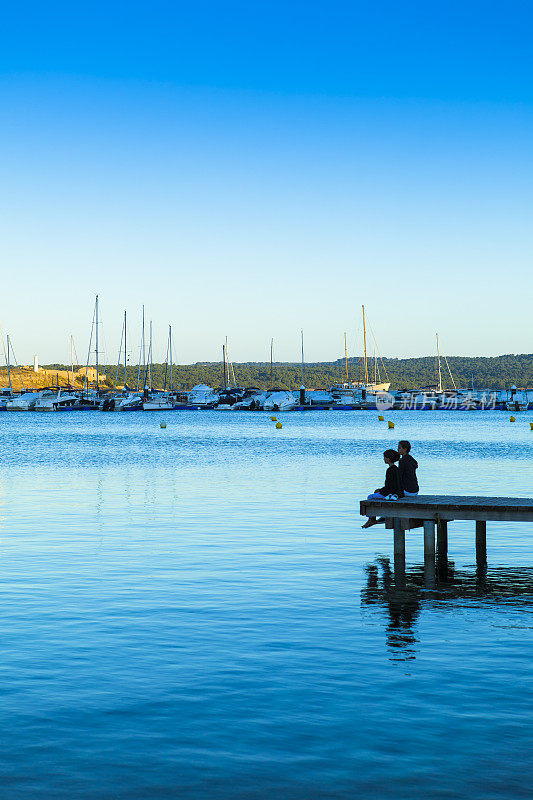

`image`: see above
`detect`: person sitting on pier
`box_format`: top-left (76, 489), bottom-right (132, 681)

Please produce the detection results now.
top-left (398, 440), bottom-right (419, 496)
top-left (362, 449), bottom-right (403, 528)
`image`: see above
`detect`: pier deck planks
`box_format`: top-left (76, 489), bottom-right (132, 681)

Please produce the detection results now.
top-left (359, 495), bottom-right (533, 523)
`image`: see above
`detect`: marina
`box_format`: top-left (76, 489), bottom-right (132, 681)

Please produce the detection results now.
top-left (2, 300), bottom-right (531, 414)
top-left (0, 385), bottom-right (530, 413)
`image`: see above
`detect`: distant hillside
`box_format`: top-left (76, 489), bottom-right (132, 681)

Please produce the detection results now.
top-left (25, 353), bottom-right (533, 391)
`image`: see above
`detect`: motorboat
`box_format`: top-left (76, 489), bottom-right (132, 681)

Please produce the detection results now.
top-left (411, 391), bottom-right (439, 410)
top-left (187, 385), bottom-right (220, 408)
top-left (329, 383), bottom-right (391, 410)
top-left (35, 388), bottom-right (79, 411)
top-left (504, 388), bottom-right (529, 412)
top-left (143, 392), bottom-right (177, 411)
top-left (298, 389), bottom-right (333, 408)
top-left (75, 390), bottom-right (103, 410)
top-left (263, 391), bottom-right (298, 412)
top-left (115, 392), bottom-right (144, 411)
top-left (99, 394), bottom-right (118, 411)
top-left (215, 388), bottom-right (246, 409)
top-left (329, 385), bottom-right (364, 410)
top-left (231, 391), bottom-right (269, 410)
top-left (437, 391), bottom-right (483, 410)
top-left (0, 389), bottom-right (18, 410)
top-left (392, 390), bottom-right (438, 410)
top-left (6, 391), bottom-right (42, 411)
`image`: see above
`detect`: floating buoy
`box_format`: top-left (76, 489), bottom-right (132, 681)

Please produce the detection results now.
top-left (510, 416), bottom-right (516, 423)
top-left (378, 415), bottom-right (384, 421)
top-left (270, 416), bottom-right (277, 422)
top-left (160, 422), bottom-right (167, 428)
top-left (530, 422), bottom-right (533, 430)
top-left (275, 422), bottom-right (282, 429)
top-left (388, 420), bottom-right (395, 429)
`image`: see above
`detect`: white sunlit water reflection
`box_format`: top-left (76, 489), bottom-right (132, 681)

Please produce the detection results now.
top-left (0, 410), bottom-right (532, 799)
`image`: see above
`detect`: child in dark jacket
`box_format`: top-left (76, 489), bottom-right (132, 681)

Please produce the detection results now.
top-left (362, 449), bottom-right (403, 529)
top-left (398, 440), bottom-right (419, 496)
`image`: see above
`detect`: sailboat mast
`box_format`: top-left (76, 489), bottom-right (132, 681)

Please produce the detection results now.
top-left (136, 306), bottom-right (144, 391)
top-left (270, 338), bottom-right (273, 389)
top-left (344, 332), bottom-right (348, 383)
top-left (84, 302), bottom-right (96, 395)
top-left (300, 329), bottom-right (305, 385)
top-left (163, 331), bottom-right (169, 391)
top-left (225, 336), bottom-right (236, 388)
top-left (222, 344), bottom-right (227, 390)
top-left (6, 335), bottom-right (11, 391)
top-left (115, 314), bottom-right (124, 389)
top-left (169, 325), bottom-right (173, 393)
top-left (142, 305), bottom-right (145, 387)
top-left (70, 335), bottom-right (74, 387)
top-left (124, 311), bottom-right (127, 389)
top-left (95, 294), bottom-right (99, 392)
top-left (362, 305), bottom-right (369, 385)
top-left (149, 321), bottom-right (153, 391)
top-left (436, 332), bottom-right (443, 392)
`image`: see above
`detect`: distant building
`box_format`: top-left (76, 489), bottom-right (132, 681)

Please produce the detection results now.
top-left (79, 367), bottom-right (106, 383)
top-left (33, 355), bottom-right (39, 372)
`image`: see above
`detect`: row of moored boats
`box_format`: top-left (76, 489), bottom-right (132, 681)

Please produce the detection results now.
top-left (0, 384), bottom-right (530, 412)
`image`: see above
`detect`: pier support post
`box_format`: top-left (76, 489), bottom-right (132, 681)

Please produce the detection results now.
top-left (423, 520), bottom-right (436, 558)
top-left (393, 518), bottom-right (405, 586)
top-left (437, 519), bottom-right (448, 559)
top-left (436, 519), bottom-right (448, 577)
top-left (423, 520), bottom-right (436, 588)
top-left (476, 520), bottom-right (487, 567)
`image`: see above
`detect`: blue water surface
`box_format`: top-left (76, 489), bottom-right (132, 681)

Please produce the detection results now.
top-left (0, 410), bottom-right (532, 799)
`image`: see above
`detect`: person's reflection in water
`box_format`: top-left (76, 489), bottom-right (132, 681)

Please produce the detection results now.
top-left (362, 559), bottom-right (533, 661)
top-left (362, 558), bottom-right (421, 661)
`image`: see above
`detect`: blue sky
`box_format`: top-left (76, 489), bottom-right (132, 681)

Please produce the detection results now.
top-left (1, 1), bottom-right (532, 364)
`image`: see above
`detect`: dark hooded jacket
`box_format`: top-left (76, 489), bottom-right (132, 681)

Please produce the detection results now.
top-left (399, 453), bottom-right (419, 494)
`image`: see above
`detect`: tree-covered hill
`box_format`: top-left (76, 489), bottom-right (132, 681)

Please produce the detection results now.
top-left (40, 353), bottom-right (533, 391)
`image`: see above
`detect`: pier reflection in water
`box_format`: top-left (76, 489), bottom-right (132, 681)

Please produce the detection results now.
top-left (361, 559), bottom-right (533, 661)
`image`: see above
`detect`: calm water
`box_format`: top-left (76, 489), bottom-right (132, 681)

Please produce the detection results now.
top-left (1, 410), bottom-right (532, 799)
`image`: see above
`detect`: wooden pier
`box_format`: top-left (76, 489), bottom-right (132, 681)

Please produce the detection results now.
top-left (359, 495), bottom-right (533, 586)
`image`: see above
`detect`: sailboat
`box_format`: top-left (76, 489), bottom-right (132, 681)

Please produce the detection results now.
top-left (432, 333), bottom-right (485, 410)
top-left (100, 310), bottom-right (130, 410)
top-left (116, 307), bottom-right (144, 410)
top-left (360, 306), bottom-right (390, 394)
top-left (5, 335), bottom-right (39, 410)
top-left (143, 325), bottom-right (180, 410)
top-left (330, 309), bottom-right (390, 409)
top-left (76, 295), bottom-right (103, 409)
top-left (293, 329), bottom-right (332, 409)
top-left (0, 333), bottom-right (18, 408)
top-left (217, 337), bottom-right (245, 408)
